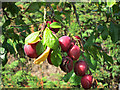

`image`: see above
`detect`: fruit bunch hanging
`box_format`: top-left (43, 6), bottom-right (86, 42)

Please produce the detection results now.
top-left (24, 19), bottom-right (95, 89)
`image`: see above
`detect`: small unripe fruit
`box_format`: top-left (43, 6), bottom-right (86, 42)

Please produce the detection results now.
top-left (74, 36), bottom-right (81, 40)
top-left (46, 21), bottom-right (51, 25)
top-left (68, 45), bottom-right (80, 60)
top-left (60, 56), bottom-right (73, 73)
top-left (74, 60), bottom-right (88, 76)
top-left (59, 36), bottom-right (71, 52)
top-left (24, 44), bottom-right (38, 58)
top-left (81, 75), bottom-right (93, 89)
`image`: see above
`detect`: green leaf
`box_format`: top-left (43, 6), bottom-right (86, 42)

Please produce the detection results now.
top-left (27, 2), bottom-right (40, 13)
top-left (47, 23), bottom-right (50, 28)
top-left (112, 4), bottom-right (120, 14)
top-left (98, 0), bottom-right (101, 4)
top-left (9, 60), bottom-right (19, 69)
top-left (69, 22), bottom-right (80, 34)
top-left (43, 27), bottom-right (59, 49)
top-left (62, 70), bottom-right (74, 82)
top-left (0, 47), bottom-right (6, 55)
top-left (88, 46), bottom-right (99, 60)
top-left (69, 72), bottom-right (82, 85)
top-left (3, 20), bottom-right (11, 28)
top-left (0, 47), bottom-right (8, 66)
top-left (101, 25), bottom-right (109, 40)
top-left (25, 31), bottom-right (40, 45)
top-left (98, 25), bottom-right (104, 33)
top-left (7, 39), bottom-right (16, 54)
top-left (50, 48), bottom-right (62, 67)
top-left (6, 2), bottom-right (20, 17)
top-left (0, 35), bottom-right (5, 44)
top-left (89, 56), bottom-right (97, 70)
top-left (107, 0), bottom-right (116, 7)
top-left (36, 41), bottom-right (45, 56)
top-left (109, 22), bottom-right (120, 43)
top-left (50, 22), bottom-right (61, 28)
top-left (15, 70), bottom-right (23, 76)
top-left (103, 52), bottom-right (113, 64)
top-left (84, 33), bottom-right (95, 49)
top-left (20, 58), bottom-right (26, 63)
top-left (85, 52), bottom-right (97, 70)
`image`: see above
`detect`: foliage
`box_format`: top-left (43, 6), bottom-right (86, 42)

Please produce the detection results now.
top-left (1, 1), bottom-right (120, 89)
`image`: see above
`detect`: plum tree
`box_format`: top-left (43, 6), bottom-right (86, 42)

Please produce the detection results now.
top-left (74, 60), bottom-right (88, 76)
top-left (60, 56), bottom-right (73, 73)
top-left (81, 74), bottom-right (93, 89)
top-left (68, 45), bottom-right (80, 60)
top-left (59, 36), bottom-right (71, 52)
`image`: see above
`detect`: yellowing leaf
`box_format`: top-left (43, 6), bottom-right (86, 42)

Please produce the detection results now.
top-left (34, 47), bottom-right (50, 64)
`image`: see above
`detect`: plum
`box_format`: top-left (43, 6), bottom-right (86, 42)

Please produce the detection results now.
top-left (60, 56), bottom-right (73, 73)
top-left (68, 45), bottom-right (80, 60)
top-left (74, 60), bottom-right (88, 76)
top-left (24, 44), bottom-right (38, 58)
top-left (59, 36), bottom-right (71, 52)
top-left (81, 74), bottom-right (93, 89)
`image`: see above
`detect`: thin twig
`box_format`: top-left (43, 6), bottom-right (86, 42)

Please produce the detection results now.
top-left (48, 3), bottom-right (55, 17)
top-left (72, 2), bottom-right (81, 27)
top-left (72, 2), bottom-right (84, 51)
top-left (44, 6), bottom-right (47, 24)
top-left (10, 22), bottom-right (43, 27)
top-left (3, 9), bottom-right (12, 20)
top-left (23, 3), bottom-right (32, 14)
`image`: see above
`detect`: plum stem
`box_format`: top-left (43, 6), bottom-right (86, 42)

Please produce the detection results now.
top-left (88, 68), bottom-right (92, 75)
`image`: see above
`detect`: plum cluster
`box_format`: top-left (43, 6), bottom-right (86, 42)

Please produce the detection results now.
top-left (24, 20), bottom-right (93, 89)
top-left (58, 35), bottom-right (93, 89)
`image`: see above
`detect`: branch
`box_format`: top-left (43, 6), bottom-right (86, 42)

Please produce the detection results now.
top-left (10, 22), bottom-right (43, 27)
top-left (44, 6), bottom-right (47, 24)
top-left (72, 3), bottom-right (84, 51)
top-left (22, 3), bottom-right (32, 14)
top-left (48, 3), bottom-right (55, 17)
top-left (3, 9), bottom-right (12, 20)
top-left (72, 3), bottom-right (81, 27)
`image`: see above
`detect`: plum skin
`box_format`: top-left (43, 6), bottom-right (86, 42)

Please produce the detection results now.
top-left (74, 36), bottom-right (81, 40)
top-left (59, 36), bottom-right (71, 52)
top-left (74, 60), bottom-right (88, 76)
top-left (68, 45), bottom-right (80, 60)
top-left (81, 74), bottom-right (93, 89)
top-left (60, 56), bottom-right (73, 73)
top-left (24, 44), bottom-right (38, 58)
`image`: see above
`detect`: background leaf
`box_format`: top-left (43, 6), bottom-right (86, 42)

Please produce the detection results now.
top-left (103, 52), bottom-right (113, 64)
top-left (27, 2), bottom-right (40, 13)
top-left (109, 22), bottom-right (120, 43)
top-left (85, 52), bottom-right (97, 70)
